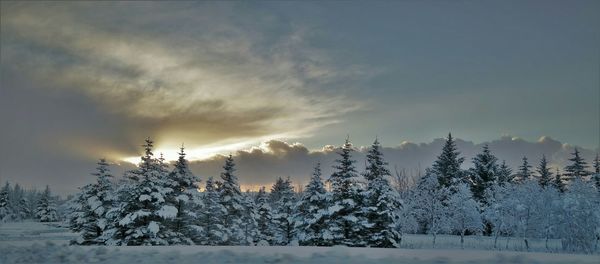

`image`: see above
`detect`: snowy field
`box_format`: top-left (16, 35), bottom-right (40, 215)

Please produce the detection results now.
top-left (1, 221), bottom-right (598, 264)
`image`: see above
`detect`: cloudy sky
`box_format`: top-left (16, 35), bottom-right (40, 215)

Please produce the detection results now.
top-left (1, 1), bottom-right (598, 195)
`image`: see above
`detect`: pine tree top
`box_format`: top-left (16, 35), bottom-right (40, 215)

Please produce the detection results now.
top-left (364, 138), bottom-right (391, 182)
top-left (564, 148), bottom-right (590, 178)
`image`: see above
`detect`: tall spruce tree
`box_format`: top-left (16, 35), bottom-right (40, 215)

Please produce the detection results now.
top-left (165, 146), bottom-right (201, 245)
top-left (363, 139), bottom-right (402, 248)
top-left (328, 137), bottom-right (365, 246)
top-left (107, 138), bottom-right (179, 245)
top-left (469, 144), bottom-right (498, 204)
top-left (70, 159), bottom-right (115, 245)
top-left (432, 133), bottom-right (465, 189)
top-left (270, 177), bottom-right (297, 245)
top-left (36, 185), bottom-right (58, 222)
top-left (295, 163), bottom-right (331, 246)
top-left (198, 177), bottom-right (226, 245)
top-left (0, 182), bottom-right (11, 222)
top-left (517, 156), bottom-right (533, 183)
top-left (553, 168), bottom-right (566, 193)
top-left (219, 155), bottom-right (245, 245)
top-left (497, 160), bottom-right (513, 186)
top-left (241, 191), bottom-right (259, 245)
top-left (255, 186), bottom-right (274, 245)
top-left (536, 155), bottom-right (552, 188)
top-left (564, 148), bottom-right (590, 181)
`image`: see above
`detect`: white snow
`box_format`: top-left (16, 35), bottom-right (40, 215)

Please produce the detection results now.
top-left (148, 221), bottom-right (160, 235)
top-left (1, 221), bottom-right (598, 264)
top-left (157, 205), bottom-right (178, 219)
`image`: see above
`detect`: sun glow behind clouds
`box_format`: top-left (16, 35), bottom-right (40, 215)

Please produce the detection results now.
top-left (121, 134), bottom-right (295, 165)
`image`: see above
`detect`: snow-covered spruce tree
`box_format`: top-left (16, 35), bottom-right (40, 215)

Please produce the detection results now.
top-left (106, 138), bottom-right (178, 245)
top-left (593, 154), bottom-right (600, 190)
top-left (69, 159), bottom-right (115, 245)
top-left (198, 177), bottom-right (226, 245)
top-left (36, 185), bottom-right (58, 222)
top-left (432, 133), bottom-right (465, 190)
top-left (165, 146), bottom-right (201, 245)
top-left (270, 177), bottom-right (297, 245)
top-left (363, 139), bottom-right (402, 248)
top-left (219, 154), bottom-right (245, 245)
top-left (516, 156), bottom-right (533, 183)
top-left (552, 168), bottom-right (566, 193)
top-left (241, 191), bottom-right (259, 245)
top-left (447, 184), bottom-right (482, 249)
top-left (295, 163), bottom-right (332, 246)
top-left (328, 137), bottom-right (366, 247)
top-left (0, 182), bottom-right (11, 222)
top-left (255, 186), bottom-right (274, 245)
top-left (563, 148), bottom-right (590, 181)
top-left (558, 178), bottom-right (600, 253)
top-left (468, 144), bottom-right (498, 205)
top-left (68, 183), bottom-right (95, 244)
top-left (497, 160), bottom-right (513, 186)
top-left (411, 170), bottom-right (449, 247)
top-left (536, 155), bottom-right (553, 188)
top-left (11, 184), bottom-right (30, 221)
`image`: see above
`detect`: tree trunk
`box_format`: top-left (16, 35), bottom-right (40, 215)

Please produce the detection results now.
top-left (460, 231), bottom-right (465, 249)
top-left (432, 233), bottom-right (437, 248)
top-left (494, 232), bottom-right (499, 249)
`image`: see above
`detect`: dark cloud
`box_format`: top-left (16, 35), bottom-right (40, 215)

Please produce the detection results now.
top-left (185, 137), bottom-right (598, 192)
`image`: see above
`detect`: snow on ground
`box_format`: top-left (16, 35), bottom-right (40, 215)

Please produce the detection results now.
top-left (1, 221), bottom-right (597, 264)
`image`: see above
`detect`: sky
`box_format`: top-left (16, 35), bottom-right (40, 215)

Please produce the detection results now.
top-left (1, 1), bottom-right (599, 195)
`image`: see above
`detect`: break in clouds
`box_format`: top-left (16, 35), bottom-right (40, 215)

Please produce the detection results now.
top-left (1, 2), bottom-right (367, 158)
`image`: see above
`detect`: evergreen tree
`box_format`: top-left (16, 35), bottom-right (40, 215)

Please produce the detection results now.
top-left (327, 137), bottom-right (365, 246)
top-left (219, 155), bottom-right (245, 245)
top-left (497, 160), bottom-right (513, 186)
top-left (255, 186), bottom-right (274, 245)
top-left (564, 148), bottom-right (590, 181)
top-left (363, 139), bottom-right (402, 248)
top-left (553, 168), bottom-right (566, 193)
top-left (165, 146), bottom-right (201, 245)
top-left (517, 156), bottom-right (533, 183)
top-left (295, 163), bottom-right (331, 246)
top-left (469, 144), bottom-right (498, 205)
top-left (11, 184), bottom-right (30, 220)
top-left (432, 133), bottom-right (465, 189)
top-left (106, 138), bottom-right (178, 245)
top-left (36, 185), bottom-right (58, 222)
top-left (241, 191), bottom-right (259, 245)
top-left (69, 159), bottom-right (115, 245)
top-left (270, 177), bottom-right (297, 245)
top-left (198, 177), bottom-right (226, 245)
top-left (536, 155), bottom-right (552, 188)
top-left (0, 182), bottom-right (11, 222)
top-left (592, 154), bottom-right (600, 190)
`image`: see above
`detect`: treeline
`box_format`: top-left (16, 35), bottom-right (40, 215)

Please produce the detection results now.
top-left (0, 183), bottom-right (64, 222)
top-left (9, 134), bottom-right (600, 253)
top-left (67, 138), bottom-right (401, 247)
top-left (407, 134), bottom-right (600, 253)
